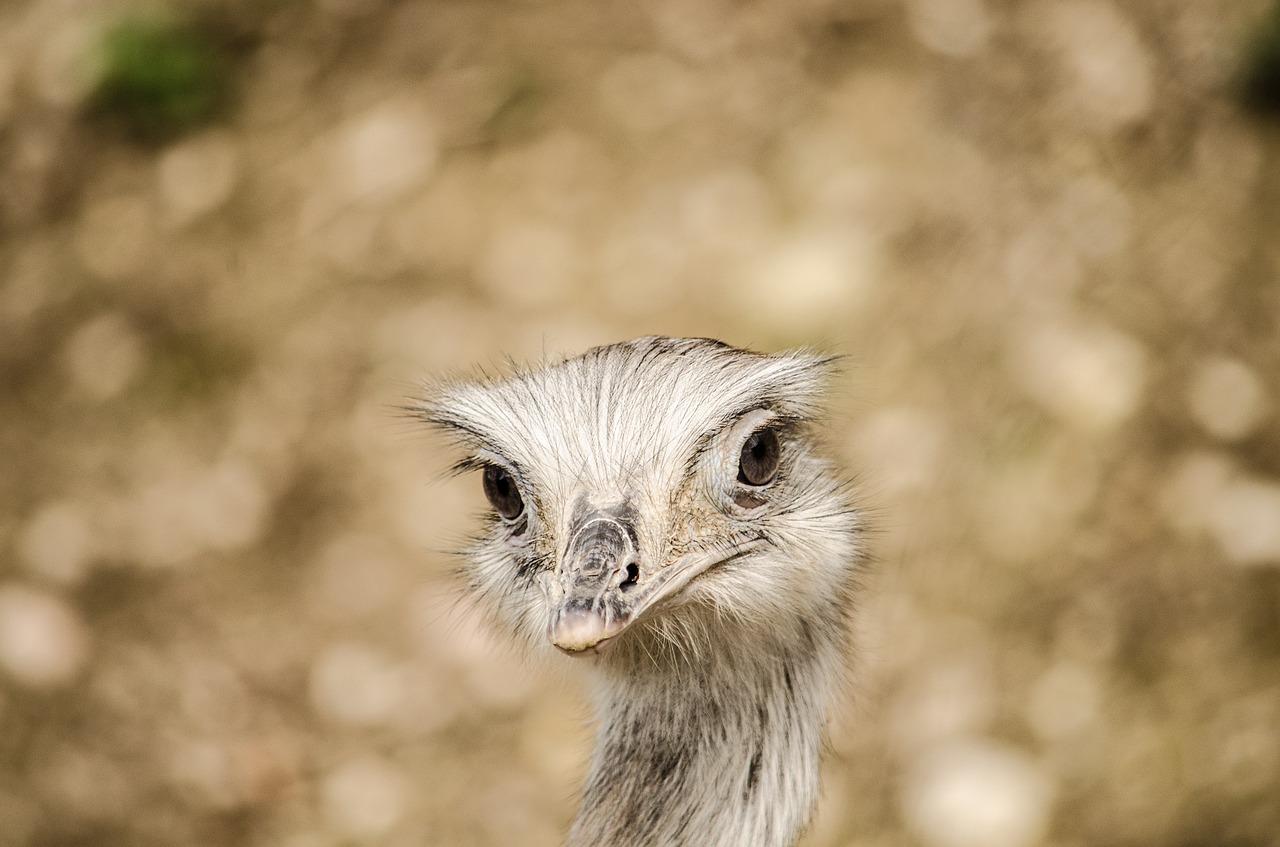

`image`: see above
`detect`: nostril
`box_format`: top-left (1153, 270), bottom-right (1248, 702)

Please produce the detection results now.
top-left (620, 563), bottom-right (639, 591)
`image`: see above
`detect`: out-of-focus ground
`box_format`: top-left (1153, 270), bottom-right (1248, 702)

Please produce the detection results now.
top-left (3, 1), bottom-right (1280, 845)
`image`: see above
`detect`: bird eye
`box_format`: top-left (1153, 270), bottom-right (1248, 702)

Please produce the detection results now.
top-left (482, 465), bottom-right (525, 522)
top-left (737, 428), bottom-right (780, 486)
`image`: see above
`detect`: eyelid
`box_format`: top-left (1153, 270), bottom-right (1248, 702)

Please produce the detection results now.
top-left (474, 449), bottom-right (523, 478)
top-left (740, 416), bottom-right (800, 447)
top-left (733, 407), bottom-right (781, 438)
top-left (449, 455), bottom-right (486, 476)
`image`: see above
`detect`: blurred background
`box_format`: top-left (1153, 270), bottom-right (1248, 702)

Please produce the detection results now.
top-left (2, 0), bottom-right (1280, 845)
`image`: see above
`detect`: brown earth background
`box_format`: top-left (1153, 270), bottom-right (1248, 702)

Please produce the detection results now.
top-left (2, 1), bottom-right (1280, 845)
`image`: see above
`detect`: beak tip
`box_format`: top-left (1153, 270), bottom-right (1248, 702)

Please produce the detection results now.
top-left (548, 607), bottom-right (624, 654)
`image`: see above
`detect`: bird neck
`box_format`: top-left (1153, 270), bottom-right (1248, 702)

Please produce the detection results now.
top-left (567, 630), bottom-right (841, 847)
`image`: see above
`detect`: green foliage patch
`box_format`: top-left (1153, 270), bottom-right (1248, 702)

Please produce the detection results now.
top-left (1241, 1), bottom-right (1280, 116)
top-left (88, 18), bottom-right (232, 141)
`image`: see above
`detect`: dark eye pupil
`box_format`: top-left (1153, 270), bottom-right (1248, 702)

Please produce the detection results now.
top-left (483, 465), bottom-right (525, 522)
top-left (737, 428), bottom-right (780, 486)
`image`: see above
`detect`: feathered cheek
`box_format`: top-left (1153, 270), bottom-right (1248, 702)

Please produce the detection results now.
top-left (668, 506), bottom-right (729, 553)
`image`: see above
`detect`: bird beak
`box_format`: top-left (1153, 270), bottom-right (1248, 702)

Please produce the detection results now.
top-left (546, 511), bottom-right (638, 655)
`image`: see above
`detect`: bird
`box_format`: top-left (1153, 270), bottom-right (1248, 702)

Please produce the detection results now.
top-left (419, 336), bottom-right (862, 847)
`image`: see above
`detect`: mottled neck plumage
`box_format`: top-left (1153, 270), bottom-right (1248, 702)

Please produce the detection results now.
top-left (567, 621), bottom-right (841, 847)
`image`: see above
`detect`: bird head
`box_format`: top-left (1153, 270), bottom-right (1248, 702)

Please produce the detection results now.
top-left (421, 337), bottom-right (858, 668)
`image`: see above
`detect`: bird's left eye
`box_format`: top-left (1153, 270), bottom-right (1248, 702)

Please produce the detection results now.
top-left (737, 427), bottom-right (780, 486)
top-left (483, 465), bottom-right (525, 522)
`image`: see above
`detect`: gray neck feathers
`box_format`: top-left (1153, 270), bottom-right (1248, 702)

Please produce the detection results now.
top-left (567, 614), bottom-right (842, 847)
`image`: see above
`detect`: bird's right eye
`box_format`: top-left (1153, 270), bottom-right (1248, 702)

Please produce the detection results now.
top-left (482, 465), bottom-right (525, 522)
